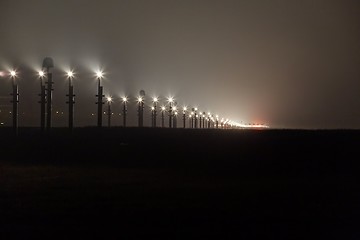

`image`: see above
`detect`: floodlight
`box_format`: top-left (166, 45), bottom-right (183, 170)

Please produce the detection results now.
top-left (10, 70), bottom-right (16, 77)
top-left (67, 71), bottom-right (74, 78)
top-left (96, 70), bottom-right (103, 78)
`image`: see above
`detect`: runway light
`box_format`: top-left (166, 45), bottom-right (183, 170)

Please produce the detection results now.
top-left (67, 71), bottom-right (74, 78)
top-left (122, 96), bottom-right (128, 102)
top-left (96, 70), bottom-right (103, 79)
top-left (10, 70), bottom-right (17, 78)
top-left (153, 97), bottom-right (158, 103)
top-left (168, 97), bottom-right (174, 103)
top-left (38, 71), bottom-right (45, 77)
top-left (137, 96), bottom-right (143, 103)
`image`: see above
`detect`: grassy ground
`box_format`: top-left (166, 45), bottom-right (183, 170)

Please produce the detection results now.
top-left (0, 128), bottom-right (359, 238)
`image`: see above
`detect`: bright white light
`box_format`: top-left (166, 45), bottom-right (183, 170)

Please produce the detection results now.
top-left (183, 107), bottom-right (187, 111)
top-left (194, 107), bottom-right (198, 111)
top-left (96, 70), bottom-right (103, 78)
top-left (38, 71), bottom-right (45, 77)
top-left (238, 123), bottom-right (270, 129)
top-left (175, 112), bottom-right (178, 115)
top-left (10, 70), bottom-right (16, 77)
top-left (107, 97), bottom-right (112, 102)
top-left (168, 97), bottom-right (174, 103)
top-left (173, 106), bottom-right (177, 111)
top-left (151, 106), bottom-right (155, 110)
top-left (161, 106), bottom-right (166, 111)
top-left (67, 71), bottom-right (74, 78)
top-left (122, 97), bottom-right (128, 102)
top-left (137, 96), bottom-right (143, 103)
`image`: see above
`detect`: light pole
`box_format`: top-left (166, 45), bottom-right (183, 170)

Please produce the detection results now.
top-left (172, 106), bottom-right (177, 128)
top-left (191, 109), bottom-right (195, 128)
top-left (9, 70), bottom-right (18, 135)
top-left (138, 90), bottom-right (146, 127)
top-left (137, 96), bottom-right (144, 127)
top-left (122, 96), bottom-right (128, 127)
top-left (66, 71), bottom-right (75, 130)
top-left (38, 71), bottom-right (46, 131)
top-left (216, 115), bottom-right (219, 129)
top-left (202, 112), bottom-right (205, 128)
top-left (152, 97), bottom-right (158, 127)
top-left (107, 97), bottom-right (112, 127)
top-left (168, 97), bottom-right (174, 128)
top-left (207, 112), bottom-right (211, 128)
top-left (42, 57), bottom-right (54, 130)
top-left (194, 107), bottom-right (198, 128)
top-left (161, 106), bottom-right (165, 128)
top-left (199, 111), bottom-right (202, 128)
top-left (182, 107), bottom-right (187, 128)
top-left (174, 111), bottom-right (178, 128)
top-left (95, 71), bottom-right (104, 128)
top-left (189, 113), bottom-right (192, 128)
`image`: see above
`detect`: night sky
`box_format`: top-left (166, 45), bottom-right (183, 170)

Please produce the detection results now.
top-left (1, 0), bottom-right (360, 129)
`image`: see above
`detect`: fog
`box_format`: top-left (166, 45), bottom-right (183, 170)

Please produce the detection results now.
top-left (1, 0), bottom-right (360, 128)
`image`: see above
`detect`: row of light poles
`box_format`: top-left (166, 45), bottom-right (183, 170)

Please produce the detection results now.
top-left (1, 59), bottom-right (242, 133)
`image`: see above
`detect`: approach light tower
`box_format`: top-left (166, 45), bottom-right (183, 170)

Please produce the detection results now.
top-left (161, 106), bottom-right (165, 128)
top-left (107, 97), bottom-right (112, 127)
top-left (38, 71), bottom-right (46, 131)
top-left (122, 97), bottom-right (128, 127)
top-left (138, 90), bottom-right (145, 127)
top-left (194, 107), bottom-right (198, 128)
top-left (152, 97), bottom-right (158, 127)
top-left (95, 71), bottom-right (104, 127)
top-left (207, 112), bottom-right (211, 128)
top-left (202, 112), bottom-right (206, 128)
top-left (66, 71), bottom-right (75, 130)
top-left (173, 110), bottom-right (178, 128)
top-left (199, 111), bottom-right (202, 128)
top-left (191, 109), bottom-right (195, 128)
top-left (9, 70), bottom-right (19, 135)
top-left (168, 97), bottom-right (174, 128)
top-left (42, 57), bottom-right (54, 130)
top-left (182, 107), bottom-right (187, 128)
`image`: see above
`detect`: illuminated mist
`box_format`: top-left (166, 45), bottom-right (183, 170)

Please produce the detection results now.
top-left (1, 0), bottom-right (360, 128)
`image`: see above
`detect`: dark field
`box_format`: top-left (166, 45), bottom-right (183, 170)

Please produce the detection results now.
top-left (0, 128), bottom-right (360, 239)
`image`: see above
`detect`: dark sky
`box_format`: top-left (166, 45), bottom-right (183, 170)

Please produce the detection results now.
top-left (1, 0), bottom-right (360, 128)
